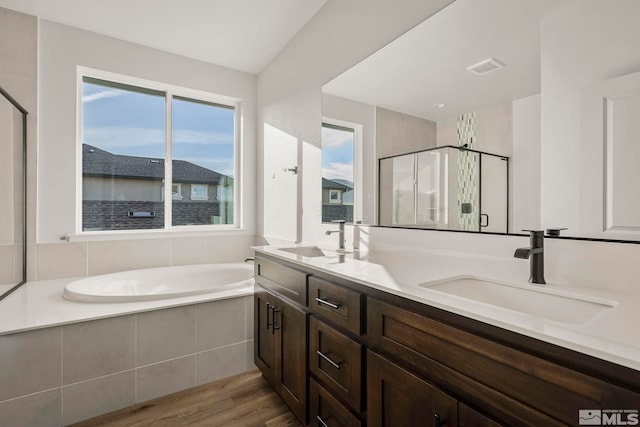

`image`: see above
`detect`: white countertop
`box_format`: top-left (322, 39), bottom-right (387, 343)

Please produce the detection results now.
top-left (0, 277), bottom-right (253, 336)
top-left (253, 245), bottom-right (640, 371)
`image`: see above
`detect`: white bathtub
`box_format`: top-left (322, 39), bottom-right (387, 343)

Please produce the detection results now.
top-left (64, 263), bottom-right (254, 303)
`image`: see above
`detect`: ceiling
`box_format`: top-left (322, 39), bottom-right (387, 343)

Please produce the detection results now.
top-left (0, 0), bottom-right (327, 74)
top-left (323, 0), bottom-right (576, 122)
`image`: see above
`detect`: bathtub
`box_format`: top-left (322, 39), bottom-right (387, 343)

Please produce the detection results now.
top-left (64, 263), bottom-right (254, 303)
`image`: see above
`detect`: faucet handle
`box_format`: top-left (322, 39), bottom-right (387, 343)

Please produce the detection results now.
top-left (545, 228), bottom-right (567, 236)
top-left (522, 229), bottom-right (544, 237)
top-left (331, 220), bottom-right (346, 224)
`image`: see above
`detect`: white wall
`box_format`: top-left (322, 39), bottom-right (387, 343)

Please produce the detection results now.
top-left (38, 20), bottom-right (257, 243)
top-left (540, 0), bottom-right (640, 235)
top-left (512, 94), bottom-right (541, 232)
top-left (257, 0), bottom-right (455, 245)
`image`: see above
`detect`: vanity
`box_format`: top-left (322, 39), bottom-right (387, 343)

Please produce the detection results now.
top-left (253, 246), bottom-right (640, 427)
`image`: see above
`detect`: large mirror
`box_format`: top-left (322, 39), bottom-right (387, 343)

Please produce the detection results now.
top-left (322, 0), bottom-right (640, 241)
top-left (0, 86), bottom-right (28, 299)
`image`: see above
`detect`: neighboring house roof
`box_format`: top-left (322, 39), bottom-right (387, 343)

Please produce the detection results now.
top-left (322, 177), bottom-right (351, 191)
top-left (83, 144), bottom-right (229, 185)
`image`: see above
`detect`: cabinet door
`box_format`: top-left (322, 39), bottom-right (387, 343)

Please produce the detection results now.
top-left (254, 287), bottom-right (276, 385)
top-left (275, 295), bottom-right (308, 424)
top-left (310, 378), bottom-right (361, 427)
top-left (367, 350), bottom-right (457, 427)
top-left (459, 403), bottom-right (503, 427)
top-left (309, 317), bottom-right (362, 411)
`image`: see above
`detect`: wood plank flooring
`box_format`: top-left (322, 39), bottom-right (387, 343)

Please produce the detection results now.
top-left (70, 370), bottom-right (302, 427)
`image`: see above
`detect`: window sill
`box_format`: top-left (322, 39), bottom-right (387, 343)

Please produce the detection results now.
top-left (66, 227), bottom-right (251, 242)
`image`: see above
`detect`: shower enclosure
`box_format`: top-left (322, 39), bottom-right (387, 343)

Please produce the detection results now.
top-left (0, 86), bottom-right (28, 300)
top-left (379, 145), bottom-right (509, 233)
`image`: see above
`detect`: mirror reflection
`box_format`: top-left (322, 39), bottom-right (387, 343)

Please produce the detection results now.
top-left (322, 0), bottom-right (640, 241)
top-left (0, 87), bottom-right (27, 298)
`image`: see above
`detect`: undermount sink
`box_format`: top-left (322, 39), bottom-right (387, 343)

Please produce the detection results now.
top-left (278, 246), bottom-right (330, 257)
top-left (418, 276), bottom-right (617, 325)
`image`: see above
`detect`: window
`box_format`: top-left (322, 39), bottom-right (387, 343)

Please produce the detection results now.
top-left (80, 70), bottom-right (238, 232)
top-left (322, 122), bottom-right (355, 223)
top-left (190, 184), bottom-right (208, 201)
top-left (172, 184), bottom-right (183, 200)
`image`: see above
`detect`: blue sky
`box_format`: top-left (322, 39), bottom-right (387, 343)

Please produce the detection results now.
top-left (322, 125), bottom-right (354, 183)
top-left (82, 81), bottom-right (235, 176)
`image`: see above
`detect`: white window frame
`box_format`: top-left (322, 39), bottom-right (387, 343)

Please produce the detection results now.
top-left (76, 67), bottom-right (242, 236)
top-left (190, 184), bottom-right (209, 201)
top-left (321, 118), bottom-right (363, 223)
top-left (329, 190), bottom-right (342, 204)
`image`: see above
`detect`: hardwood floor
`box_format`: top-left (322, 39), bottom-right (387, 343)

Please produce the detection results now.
top-left (70, 370), bottom-right (302, 427)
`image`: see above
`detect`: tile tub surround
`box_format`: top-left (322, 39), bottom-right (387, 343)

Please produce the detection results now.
top-left (0, 296), bottom-right (254, 426)
top-left (34, 233), bottom-right (257, 282)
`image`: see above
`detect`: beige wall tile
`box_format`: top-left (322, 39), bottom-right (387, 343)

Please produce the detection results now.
top-left (0, 389), bottom-right (60, 427)
top-left (132, 238), bottom-right (172, 270)
top-left (137, 306), bottom-right (196, 366)
top-left (196, 298), bottom-right (245, 351)
top-left (36, 242), bottom-right (87, 280)
top-left (244, 295), bottom-right (254, 340)
top-left (246, 340), bottom-right (256, 370)
top-left (136, 356), bottom-right (195, 403)
top-left (63, 315), bottom-right (135, 384)
top-left (88, 240), bottom-right (133, 276)
top-left (196, 342), bottom-right (246, 385)
top-left (171, 237), bottom-right (206, 266)
top-left (62, 371), bottom-right (135, 425)
top-left (0, 327), bottom-right (61, 401)
top-left (206, 234), bottom-right (254, 263)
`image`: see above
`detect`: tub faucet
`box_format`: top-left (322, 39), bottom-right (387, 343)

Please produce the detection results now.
top-left (325, 220), bottom-right (345, 250)
top-left (514, 230), bottom-right (546, 285)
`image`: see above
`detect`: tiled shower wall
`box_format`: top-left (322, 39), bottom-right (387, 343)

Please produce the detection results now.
top-left (0, 296), bottom-right (255, 426)
top-left (0, 8), bottom-right (37, 285)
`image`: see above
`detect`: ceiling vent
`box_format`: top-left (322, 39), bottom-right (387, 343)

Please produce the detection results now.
top-left (466, 57), bottom-right (505, 75)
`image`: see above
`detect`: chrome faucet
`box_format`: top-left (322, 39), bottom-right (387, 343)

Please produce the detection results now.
top-left (325, 220), bottom-right (345, 250)
top-left (514, 230), bottom-right (546, 285)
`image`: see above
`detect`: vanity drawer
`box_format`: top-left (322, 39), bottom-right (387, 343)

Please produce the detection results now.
top-left (308, 276), bottom-right (362, 335)
top-left (366, 297), bottom-right (639, 426)
top-left (255, 257), bottom-right (308, 306)
top-left (309, 378), bottom-right (361, 427)
top-left (309, 317), bottom-right (363, 411)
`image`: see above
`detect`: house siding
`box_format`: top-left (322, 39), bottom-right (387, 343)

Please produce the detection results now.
top-left (83, 201), bottom-right (233, 230)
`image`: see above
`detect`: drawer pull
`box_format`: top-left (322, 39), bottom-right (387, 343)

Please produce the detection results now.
top-left (315, 297), bottom-right (340, 310)
top-left (316, 415), bottom-right (330, 427)
top-left (434, 413), bottom-right (446, 427)
top-left (266, 303), bottom-right (273, 331)
top-left (317, 350), bottom-right (342, 369)
top-left (271, 308), bottom-right (281, 334)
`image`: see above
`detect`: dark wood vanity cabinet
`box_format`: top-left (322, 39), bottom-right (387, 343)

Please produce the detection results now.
top-left (254, 261), bottom-right (309, 424)
top-left (367, 350), bottom-right (457, 427)
top-left (254, 254), bottom-right (640, 427)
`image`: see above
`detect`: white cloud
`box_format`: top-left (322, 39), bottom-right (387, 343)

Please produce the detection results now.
top-left (322, 127), bottom-right (353, 148)
top-left (83, 127), bottom-right (165, 149)
top-left (173, 129), bottom-right (233, 145)
top-left (82, 90), bottom-right (125, 104)
top-left (83, 127), bottom-right (233, 150)
top-left (322, 162), bottom-right (353, 181)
